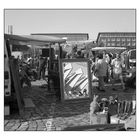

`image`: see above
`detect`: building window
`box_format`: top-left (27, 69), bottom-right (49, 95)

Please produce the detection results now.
top-left (107, 43), bottom-right (111, 46)
top-left (116, 38), bottom-right (120, 41)
top-left (132, 42), bottom-right (136, 46)
top-left (111, 38), bottom-right (115, 42)
top-left (127, 38), bottom-right (131, 41)
top-left (111, 43), bottom-right (115, 46)
top-left (116, 43), bottom-right (121, 46)
top-left (127, 42), bottom-right (131, 46)
top-left (132, 37), bottom-right (136, 41)
top-left (122, 42), bottom-right (126, 46)
top-left (101, 38), bottom-right (106, 42)
top-left (107, 38), bottom-right (110, 41)
top-left (121, 38), bottom-right (126, 42)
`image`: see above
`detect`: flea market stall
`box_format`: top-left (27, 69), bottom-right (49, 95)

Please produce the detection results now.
top-left (4, 34), bottom-right (66, 115)
top-left (58, 40), bottom-right (94, 101)
top-left (5, 33), bottom-right (93, 103)
top-left (4, 34), bottom-right (136, 130)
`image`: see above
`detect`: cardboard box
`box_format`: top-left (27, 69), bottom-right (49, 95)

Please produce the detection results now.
top-left (90, 112), bottom-right (110, 125)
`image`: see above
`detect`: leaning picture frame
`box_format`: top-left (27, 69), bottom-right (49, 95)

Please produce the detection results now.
top-left (59, 59), bottom-right (92, 101)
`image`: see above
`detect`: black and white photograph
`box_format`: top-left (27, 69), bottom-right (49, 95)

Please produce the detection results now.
top-left (4, 9), bottom-right (136, 131)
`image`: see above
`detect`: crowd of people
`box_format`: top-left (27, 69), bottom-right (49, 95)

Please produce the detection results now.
top-left (17, 55), bottom-right (48, 82)
top-left (91, 52), bottom-right (126, 92)
top-left (16, 48), bottom-right (127, 92)
top-left (63, 46), bottom-right (127, 92)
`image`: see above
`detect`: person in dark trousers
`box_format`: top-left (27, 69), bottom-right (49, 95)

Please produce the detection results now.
top-left (41, 57), bottom-right (47, 79)
top-left (95, 54), bottom-right (108, 92)
top-left (38, 56), bottom-right (45, 80)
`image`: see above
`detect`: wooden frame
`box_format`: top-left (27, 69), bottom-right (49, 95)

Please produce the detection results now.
top-left (63, 123), bottom-right (125, 131)
top-left (9, 57), bottom-right (24, 115)
top-left (59, 59), bottom-right (92, 101)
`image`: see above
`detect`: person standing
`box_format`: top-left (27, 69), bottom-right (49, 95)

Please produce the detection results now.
top-left (111, 53), bottom-right (125, 91)
top-left (38, 55), bottom-right (45, 80)
top-left (95, 54), bottom-right (108, 92)
top-left (41, 57), bottom-right (47, 79)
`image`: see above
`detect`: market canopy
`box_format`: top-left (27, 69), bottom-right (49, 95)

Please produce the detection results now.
top-left (4, 34), bottom-right (66, 46)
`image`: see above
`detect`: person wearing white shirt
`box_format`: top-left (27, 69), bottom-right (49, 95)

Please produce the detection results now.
top-left (111, 53), bottom-right (125, 91)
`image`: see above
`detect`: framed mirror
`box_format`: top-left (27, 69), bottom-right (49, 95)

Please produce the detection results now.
top-left (59, 59), bottom-right (92, 101)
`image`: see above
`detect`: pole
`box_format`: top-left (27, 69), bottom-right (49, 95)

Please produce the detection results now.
top-left (8, 25), bottom-right (13, 35)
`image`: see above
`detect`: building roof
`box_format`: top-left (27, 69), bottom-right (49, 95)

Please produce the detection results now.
top-left (31, 33), bottom-right (89, 35)
top-left (96, 32), bottom-right (136, 42)
top-left (97, 32), bottom-right (136, 35)
top-left (31, 33), bottom-right (89, 41)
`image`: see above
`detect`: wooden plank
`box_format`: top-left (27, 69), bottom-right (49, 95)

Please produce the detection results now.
top-left (63, 123), bottom-right (125, 131)
top-left (9, 57), bottom-right (24, 115)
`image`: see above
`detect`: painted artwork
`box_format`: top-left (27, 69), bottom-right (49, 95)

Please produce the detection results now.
top-left (60, 59), bottom-right (91, 100)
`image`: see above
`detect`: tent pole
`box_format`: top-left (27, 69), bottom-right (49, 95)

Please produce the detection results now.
top-left (49, 43), bottom-right (52, 69)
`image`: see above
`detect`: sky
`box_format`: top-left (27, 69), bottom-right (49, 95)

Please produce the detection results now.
top-left (4, 9), bottom-right (136, 40)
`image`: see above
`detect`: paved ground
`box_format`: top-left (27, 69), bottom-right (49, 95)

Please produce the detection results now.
top-left (4, 80), bottom-right (136, 131)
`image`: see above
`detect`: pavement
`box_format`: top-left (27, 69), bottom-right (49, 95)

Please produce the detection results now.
top-left (4, 80), bottom-right (136, 131)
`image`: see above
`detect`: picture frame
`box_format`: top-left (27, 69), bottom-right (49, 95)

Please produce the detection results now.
top-left (59, 59), bottom-right (92, 101)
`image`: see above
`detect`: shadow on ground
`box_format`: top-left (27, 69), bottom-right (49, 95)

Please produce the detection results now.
top-left (5, 81), bottom-right (136, 122)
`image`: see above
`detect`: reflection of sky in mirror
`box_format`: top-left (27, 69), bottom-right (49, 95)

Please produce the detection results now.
top-left (63, 61), bottom-right (89, 99)
top-left (63, 62), bottom-right (87, 76)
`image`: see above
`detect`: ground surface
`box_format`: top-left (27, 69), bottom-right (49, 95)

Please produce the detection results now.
top-left (4, 80), bottom-right (136, 131)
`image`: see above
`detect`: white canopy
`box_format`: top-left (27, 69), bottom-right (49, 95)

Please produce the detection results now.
top-left (91, 47), bottom-right (126, 53)
top-left (92, 47), bottom-right (126, 51)
top-left (4, 34), bottom-right (66, 46)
